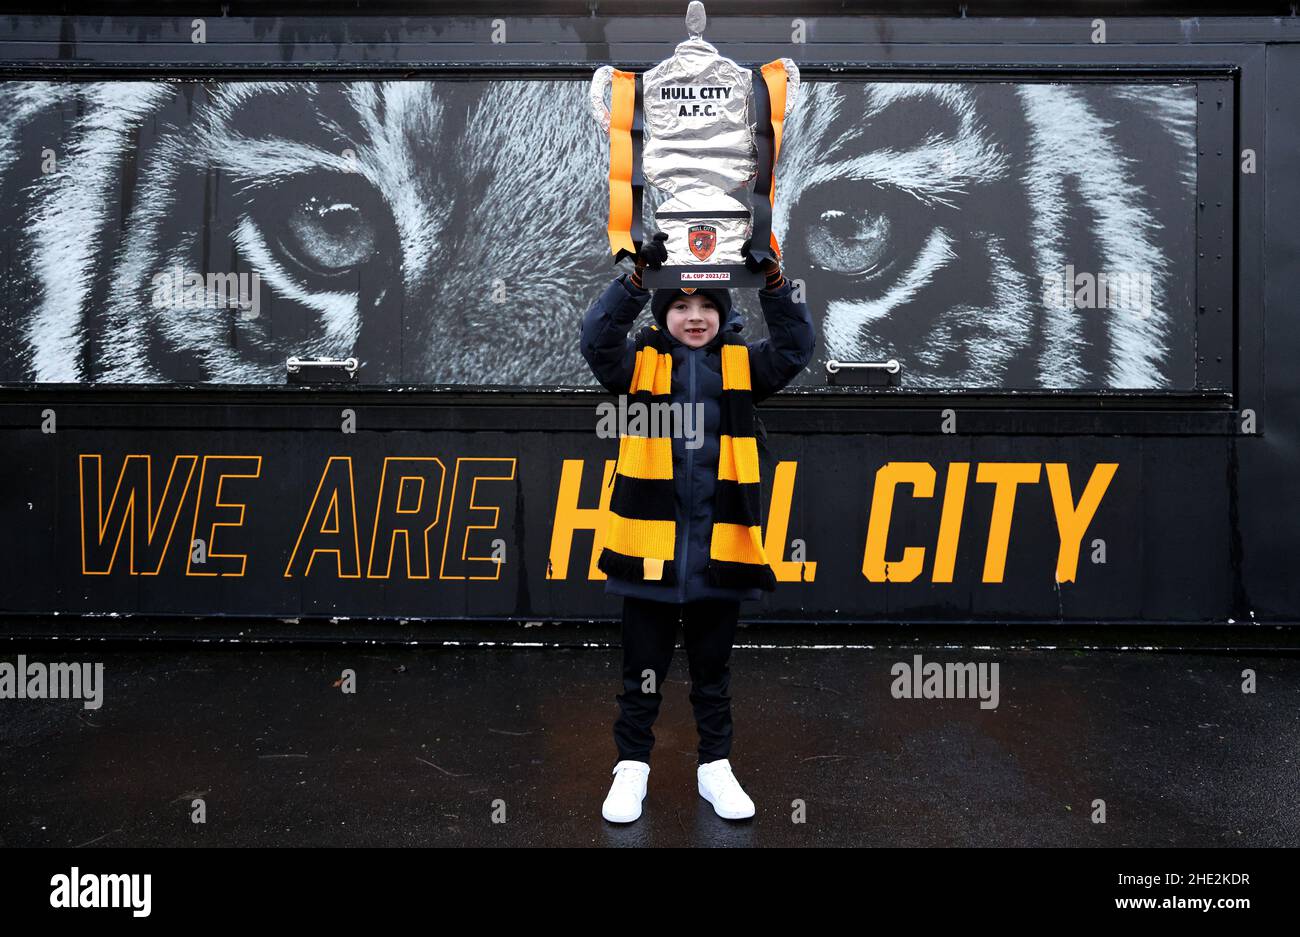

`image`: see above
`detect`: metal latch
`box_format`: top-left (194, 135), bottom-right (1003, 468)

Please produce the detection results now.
top-left (825, 358), bottom-right (901, 387)
top-left (286, 356), bottom-right (359, 384)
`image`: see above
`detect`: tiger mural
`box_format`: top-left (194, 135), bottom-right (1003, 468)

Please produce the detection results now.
top-left (0, 78), bottom-right (1196, 389)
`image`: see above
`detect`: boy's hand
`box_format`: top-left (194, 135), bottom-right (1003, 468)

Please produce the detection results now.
top-left (638, 232), bottom-right (668, 270)
top-left (630, 232), bottom-right (667, 290)
top-left (741, 237), bottom-right (785, 290)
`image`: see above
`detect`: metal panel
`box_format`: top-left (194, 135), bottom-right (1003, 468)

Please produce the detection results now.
top-left (0, 13), bottom-right (1294, 635)
top-left (1195, 77), bottom-right (1235, 391)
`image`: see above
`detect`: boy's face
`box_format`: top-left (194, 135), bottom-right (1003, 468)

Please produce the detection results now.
top-left (665, 293), bottom-right (721, 349)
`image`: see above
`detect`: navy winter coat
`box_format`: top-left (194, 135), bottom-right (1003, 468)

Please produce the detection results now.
top-left (580, 271), bottom-right (816, 604)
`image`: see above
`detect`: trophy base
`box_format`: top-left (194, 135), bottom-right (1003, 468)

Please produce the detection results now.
top-left (641, 264), bottom-right (766, 290)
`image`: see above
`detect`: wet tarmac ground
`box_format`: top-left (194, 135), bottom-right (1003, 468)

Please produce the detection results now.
top-left (1, 642), bottom-right (1298, 847)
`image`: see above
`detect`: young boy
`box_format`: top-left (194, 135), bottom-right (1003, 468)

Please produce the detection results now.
top-left (579, 235), bottom-right (816, 823)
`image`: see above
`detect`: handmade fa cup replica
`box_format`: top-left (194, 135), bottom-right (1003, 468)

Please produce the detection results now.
top-left (589, 1), bottom-right (800, 289)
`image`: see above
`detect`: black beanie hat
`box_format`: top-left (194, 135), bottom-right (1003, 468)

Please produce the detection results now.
top-left (650, 287), bottom-right (733, 330)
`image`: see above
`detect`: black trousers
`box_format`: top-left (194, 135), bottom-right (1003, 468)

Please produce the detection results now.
top-left (613, 594), bottom-right (740, 768)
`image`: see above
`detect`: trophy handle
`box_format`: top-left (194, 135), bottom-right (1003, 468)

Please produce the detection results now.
top-left (747, 58), bottom-right (800, 269)
top-left (589, 66), bottom-right (615, 135)
top-left (776, 58), bottom-right (801, 120)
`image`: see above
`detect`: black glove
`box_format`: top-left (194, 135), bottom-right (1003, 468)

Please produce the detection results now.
top-left (741, 238), bottom-right (785, 293)
top-left (629, 232), bottom-right (667, 290)
top-left (637, 232), bottom-right (669, 270)
top-left (740, 237), bottom-right (780, 275)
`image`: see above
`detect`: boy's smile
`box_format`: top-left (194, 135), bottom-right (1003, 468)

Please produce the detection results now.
top-left (666, 294), bottom-right (720, 348)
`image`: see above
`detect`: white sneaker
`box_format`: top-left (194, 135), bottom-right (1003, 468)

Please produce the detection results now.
top-left (602, 759), bottom-right (651, 823)
top-left (697, 758), bottom-right (755, 820)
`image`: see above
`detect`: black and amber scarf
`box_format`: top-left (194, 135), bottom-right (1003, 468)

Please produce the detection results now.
top-left (597, 324), bottom-right (777, 592)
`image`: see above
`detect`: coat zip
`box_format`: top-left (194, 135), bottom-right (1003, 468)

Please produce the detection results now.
top-left (678, 348), bottom-right (699, 603)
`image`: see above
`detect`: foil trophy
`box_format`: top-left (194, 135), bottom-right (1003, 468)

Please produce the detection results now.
top-left (589, 1), bottom-right (800, 289)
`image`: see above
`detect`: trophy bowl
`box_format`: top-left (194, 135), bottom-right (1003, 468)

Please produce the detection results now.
top-left (590, 1), bottom-right (800, 289)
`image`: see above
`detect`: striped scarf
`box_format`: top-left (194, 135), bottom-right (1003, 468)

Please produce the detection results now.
top-left (597, 324), bottom-right (777, 592)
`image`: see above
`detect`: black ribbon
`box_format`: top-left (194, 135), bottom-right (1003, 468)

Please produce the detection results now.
top-left (747, 67), bottom-right (777, 269)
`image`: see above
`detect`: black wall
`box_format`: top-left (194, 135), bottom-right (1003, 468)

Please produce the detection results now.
top-left (0, 12), bottom-right (1296, 633)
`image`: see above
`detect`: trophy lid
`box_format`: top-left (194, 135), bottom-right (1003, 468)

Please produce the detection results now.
top-left (685, 1), bottom-right (706, 38)
top-left (676, 2), bottom-right (716, 55)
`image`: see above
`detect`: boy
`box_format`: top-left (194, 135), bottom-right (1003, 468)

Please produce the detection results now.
top-left (579, 233), bottom-right (816, 823)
